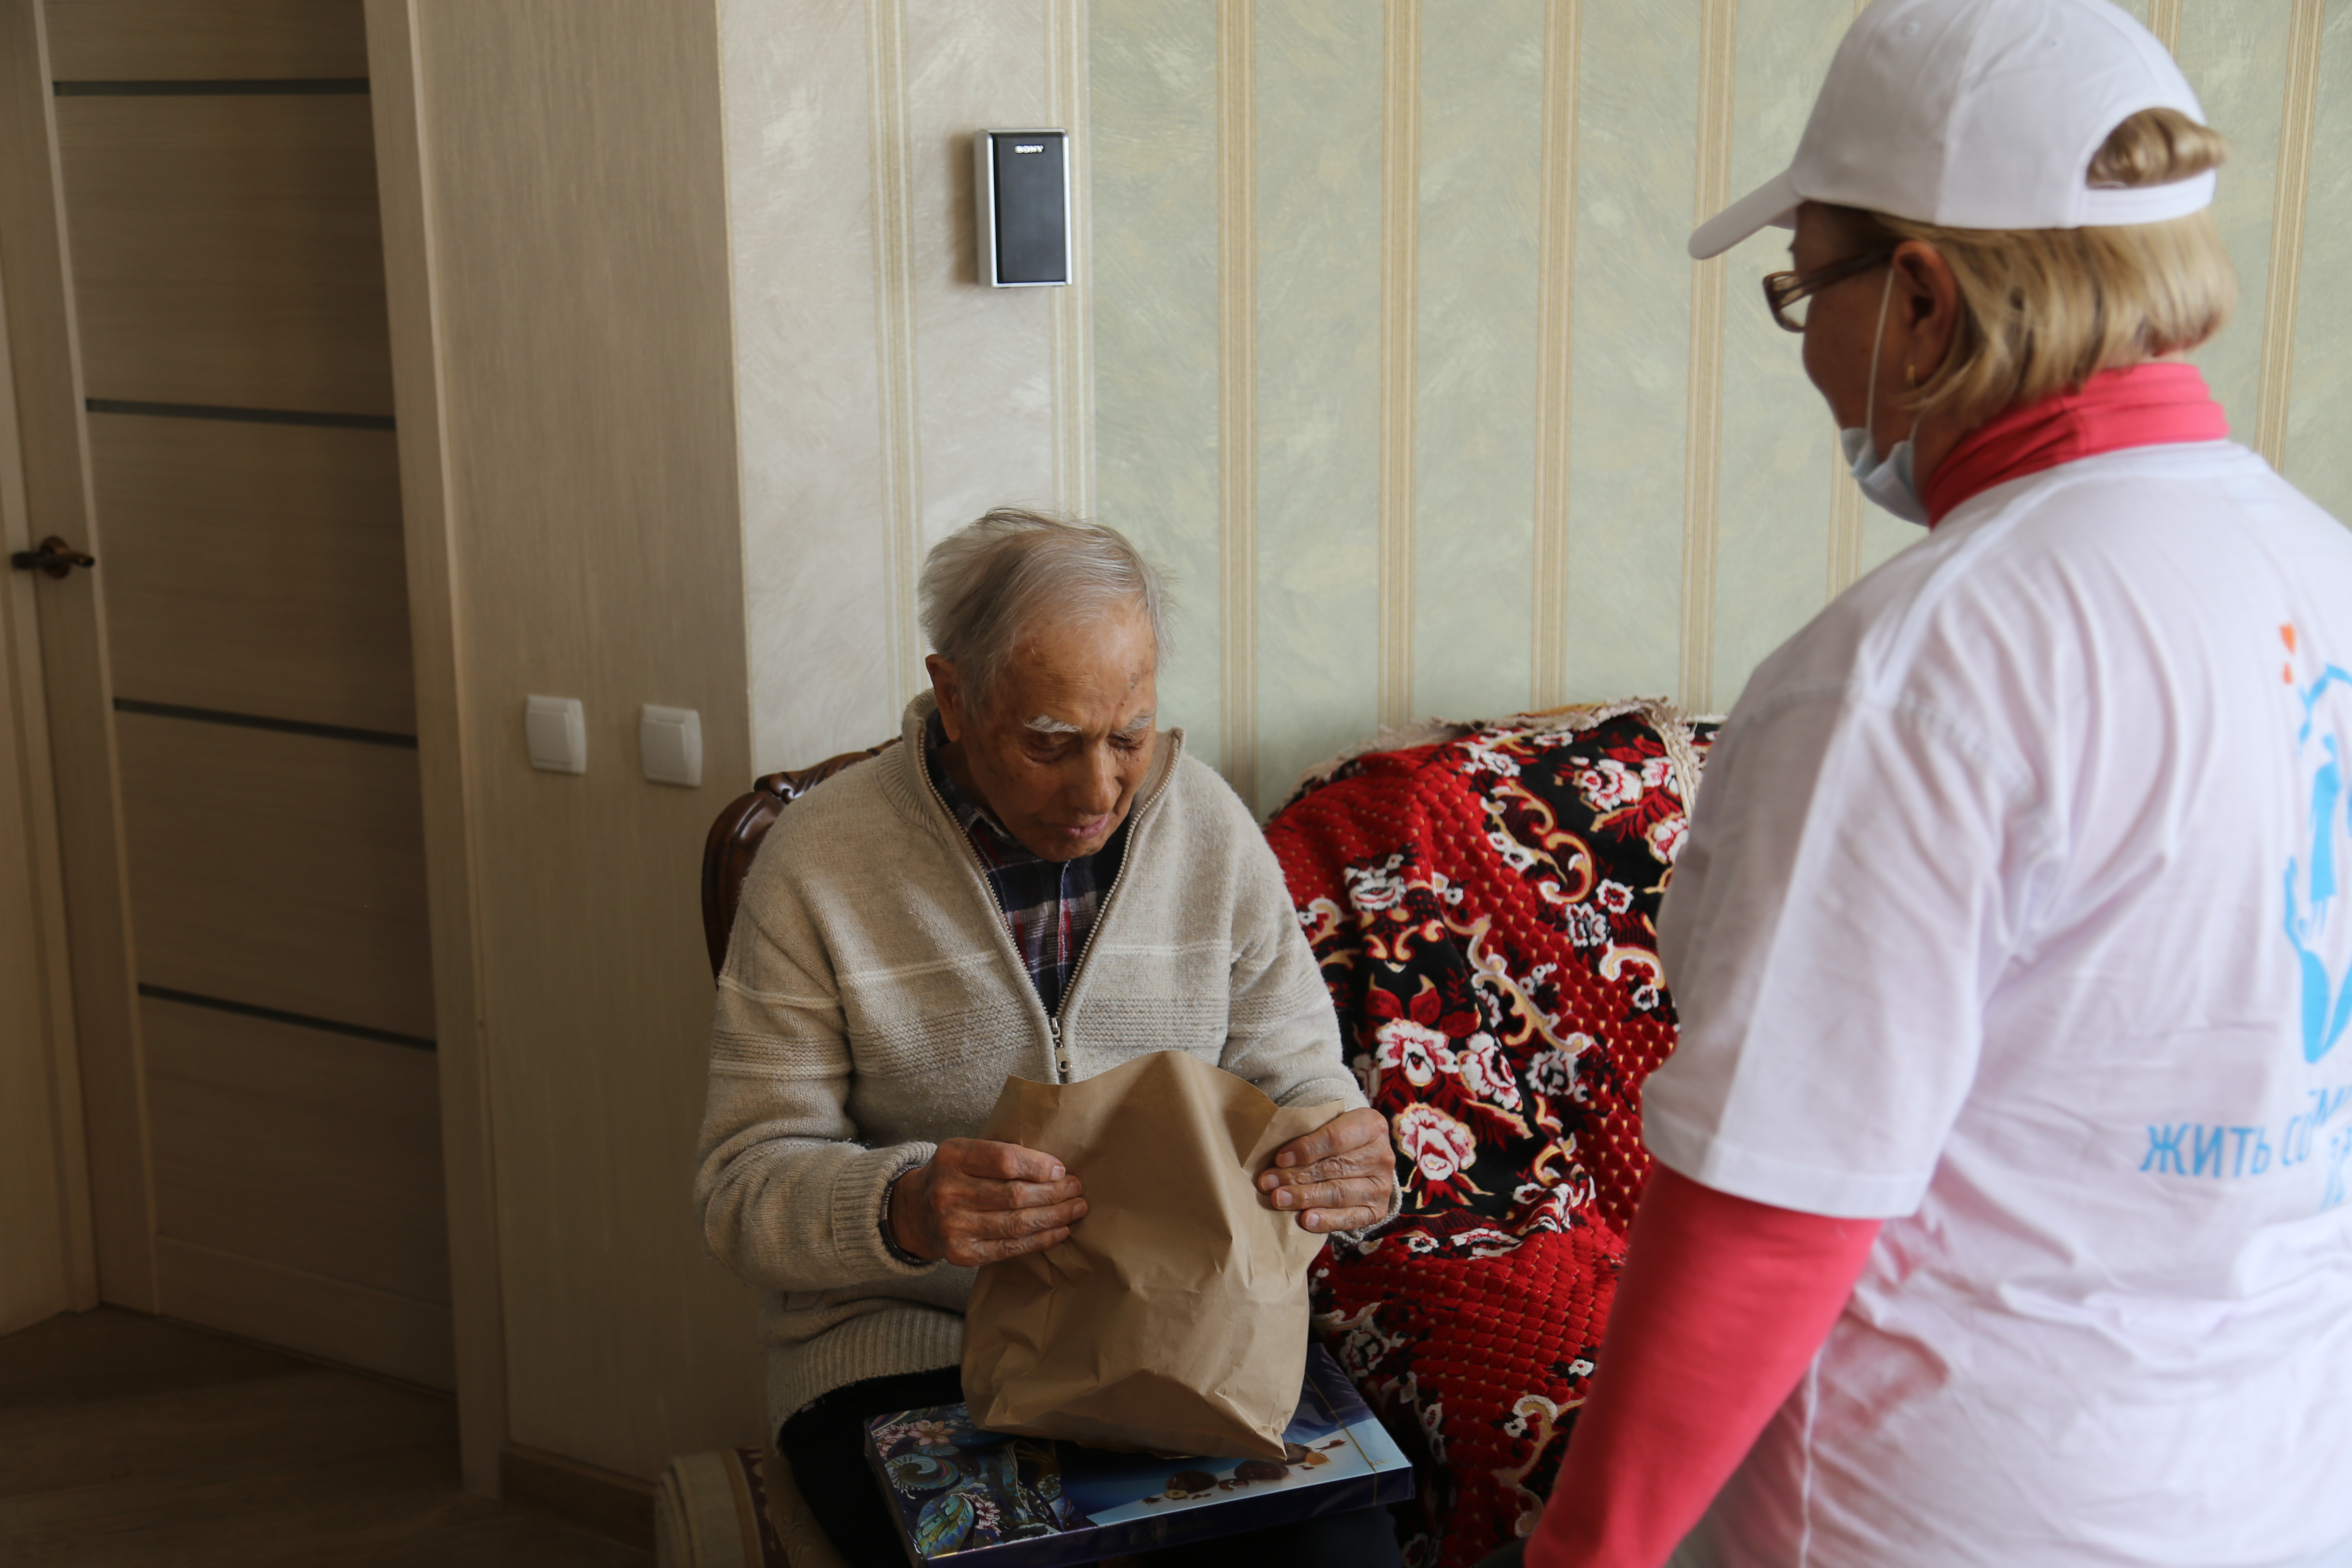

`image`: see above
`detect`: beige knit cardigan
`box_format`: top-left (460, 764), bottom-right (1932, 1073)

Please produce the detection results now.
top-left (693, 695), bottom-right (1368, 1432)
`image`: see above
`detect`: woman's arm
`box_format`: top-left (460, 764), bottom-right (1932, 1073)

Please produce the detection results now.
top-left (1489, 1166), bottom-right (1881, 1568)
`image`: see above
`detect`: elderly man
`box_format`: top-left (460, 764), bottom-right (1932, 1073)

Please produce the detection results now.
top-left (695, 508), bottom-right (1400, 1567)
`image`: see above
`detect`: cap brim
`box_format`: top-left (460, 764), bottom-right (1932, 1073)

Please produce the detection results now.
top-left (1690, 169), bottom-right (1800, 260)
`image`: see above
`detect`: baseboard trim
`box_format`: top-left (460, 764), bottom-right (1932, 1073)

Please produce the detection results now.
top-left (501, 1442), bottom-right (656, 1551)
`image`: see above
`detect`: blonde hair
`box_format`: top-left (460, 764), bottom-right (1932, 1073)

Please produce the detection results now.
top-left (1826, 108), bottom-right (2236, 429)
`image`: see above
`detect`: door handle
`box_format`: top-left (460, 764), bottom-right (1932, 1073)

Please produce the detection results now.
top-left (9, 536), bottom-right (96, 579)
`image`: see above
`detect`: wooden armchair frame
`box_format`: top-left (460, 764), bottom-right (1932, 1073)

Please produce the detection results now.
top-left (698, 739), bottom-right (899, 977)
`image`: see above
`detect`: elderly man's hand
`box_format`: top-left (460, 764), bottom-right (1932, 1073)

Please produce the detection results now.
top-left (891, 1139), bottom-right (1087, 1266)
top-left (1256, 1108), bottom-right (1395, 1234)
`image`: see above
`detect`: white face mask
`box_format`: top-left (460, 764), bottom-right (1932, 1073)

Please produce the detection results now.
top-left (1839, 266), bottom-right (1931, 528)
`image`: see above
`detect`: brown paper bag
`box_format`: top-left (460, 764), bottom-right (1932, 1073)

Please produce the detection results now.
top-left (960, 1050), bottom-right (1347, 1460)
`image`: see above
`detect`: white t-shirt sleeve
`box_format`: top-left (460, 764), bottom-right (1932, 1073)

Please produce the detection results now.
top-left (1645, 682), bottom-right (2046, 1219)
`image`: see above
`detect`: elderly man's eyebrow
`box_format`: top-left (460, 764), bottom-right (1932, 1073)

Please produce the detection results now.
top-left (1021, 713), bottom-right (1155, 736)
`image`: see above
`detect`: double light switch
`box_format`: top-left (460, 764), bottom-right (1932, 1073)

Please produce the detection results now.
top-left (524, 695), bottom-right (702, 788)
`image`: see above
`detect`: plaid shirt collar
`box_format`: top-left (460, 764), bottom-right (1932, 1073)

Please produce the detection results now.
top-left (924, 710), bottom-right (1127, 1018)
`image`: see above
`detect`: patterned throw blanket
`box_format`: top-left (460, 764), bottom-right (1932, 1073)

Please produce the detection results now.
top-left (1264, 702), bottom-right (1716, 1568)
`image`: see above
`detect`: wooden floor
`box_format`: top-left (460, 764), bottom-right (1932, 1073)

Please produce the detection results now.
top-left (0, 1306), bottom-right (651, 1567)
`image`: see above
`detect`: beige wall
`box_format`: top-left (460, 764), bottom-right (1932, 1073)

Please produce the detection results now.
top-left (370, 0), bottom-right (764, 1486)
top-left (1093, 0), bottom-right (2351, 815)
top-left (724, 0), bottom-right (1093, 774)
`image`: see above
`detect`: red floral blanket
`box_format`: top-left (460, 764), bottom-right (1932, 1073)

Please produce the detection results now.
top-left (1264, 703), bottom-right (1715, 1568)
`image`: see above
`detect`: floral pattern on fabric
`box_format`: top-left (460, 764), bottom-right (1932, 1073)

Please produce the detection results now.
top-left (1265, 705), bottom-right (1715, 1568)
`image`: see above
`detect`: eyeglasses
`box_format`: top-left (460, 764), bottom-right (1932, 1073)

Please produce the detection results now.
top-left (1761, 248), bottom-right (1896, 333)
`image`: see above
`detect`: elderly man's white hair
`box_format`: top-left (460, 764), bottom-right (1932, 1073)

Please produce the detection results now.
top-left (918, 507), bottom-right (1171, 705)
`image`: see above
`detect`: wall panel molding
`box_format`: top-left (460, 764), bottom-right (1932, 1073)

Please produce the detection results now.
top-left (2256, 0), bottom-right (2323, 470)
top-left (1216, 0), bottom-right (1256, 802)
top-left (1376, 0), bottom-right (1419, 729)
top-left (1820, 0), bottom-right (1874, 600)
top-left (1825, 440), bottom-right (1864, 594)
top-left (867, 0), bottom-right (925, 710)
top-left (1530, 0), bottom-right (1580, 709)
top-left (1051, 0), bottom-right (1095, 518)
top-left (1679, 0), bottom-right (1736, 713)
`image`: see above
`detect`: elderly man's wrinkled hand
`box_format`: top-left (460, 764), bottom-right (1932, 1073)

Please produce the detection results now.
top-left (891, 1139), bottom-right (1087, 1267)
top-left (1256, 1107), bottom-right (1395, 1234)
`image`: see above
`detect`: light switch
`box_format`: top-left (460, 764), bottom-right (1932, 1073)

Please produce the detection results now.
top-left (639, 704), bottom-right (703, 788)
top-left (524, 695), bottom-right (587, 774)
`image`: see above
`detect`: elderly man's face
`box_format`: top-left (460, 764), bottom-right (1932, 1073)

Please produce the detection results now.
top-left (928, 603), bottom-right (1159, 863)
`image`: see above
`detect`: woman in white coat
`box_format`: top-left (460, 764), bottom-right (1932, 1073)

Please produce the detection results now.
top-left (1488, 1), bottom-right (2352, 1565)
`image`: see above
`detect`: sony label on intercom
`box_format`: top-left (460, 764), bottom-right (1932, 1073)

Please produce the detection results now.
top-left (975, 129), bottom-right (1070, 288)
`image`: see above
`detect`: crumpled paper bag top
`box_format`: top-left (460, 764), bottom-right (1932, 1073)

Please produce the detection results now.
top-left (960, 1050), bottom-right (1346, 1459)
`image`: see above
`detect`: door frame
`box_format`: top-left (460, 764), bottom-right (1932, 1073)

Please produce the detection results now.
top-left (364, 0), bottom-right (508, 1499)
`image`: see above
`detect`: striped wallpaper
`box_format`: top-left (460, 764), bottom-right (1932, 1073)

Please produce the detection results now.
top-left (1090, 0), bottom-right (2350, 815)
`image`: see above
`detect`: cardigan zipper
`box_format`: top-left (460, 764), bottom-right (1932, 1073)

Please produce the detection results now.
top-left (1048, 739), bottom-right (1181, 1078)
top-left (915, 729), bottom-right (1183, 1084)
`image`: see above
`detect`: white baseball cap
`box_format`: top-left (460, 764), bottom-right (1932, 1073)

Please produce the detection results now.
top-left (1689, 0), bottom-right (2212, 260)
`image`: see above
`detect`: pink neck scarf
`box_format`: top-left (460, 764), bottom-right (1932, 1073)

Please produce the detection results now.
top-left (1921, 361), bottom-right (2230, 527)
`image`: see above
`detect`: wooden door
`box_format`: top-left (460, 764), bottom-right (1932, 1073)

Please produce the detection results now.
top-left (3, 0), bottom-right (451, 1387)
top-left (0, 210), bottom-right (96, 1340)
